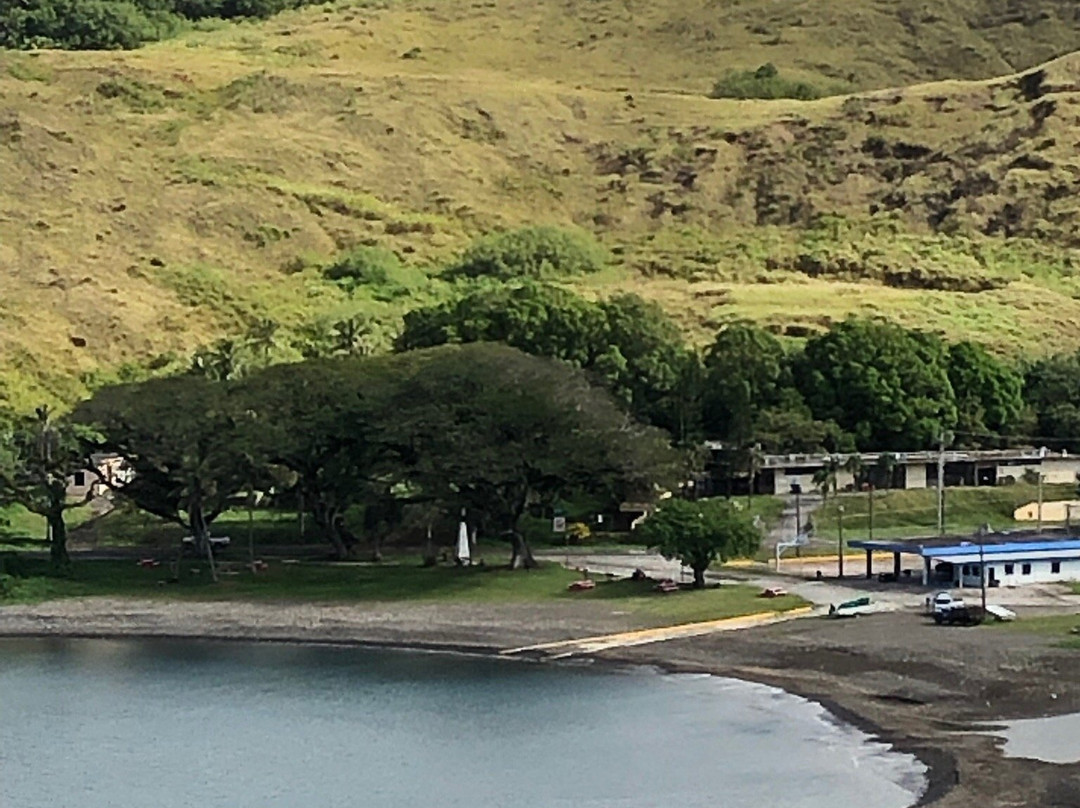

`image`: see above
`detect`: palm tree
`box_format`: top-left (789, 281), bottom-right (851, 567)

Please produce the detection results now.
top-left (843, 453), bottom-right (864, 490)
top-left (191, 338), bottom-right (245, 381)
top-left (245, 317), bottom-right (279, 364)
top-left (746, 442), bottom-right (763, 507)
top-left (813, 455), bottom-right (841, 502)
top-left (875, 452), bottom-right (898, 490)
top-left (332, 316), bottom-right (374, 356)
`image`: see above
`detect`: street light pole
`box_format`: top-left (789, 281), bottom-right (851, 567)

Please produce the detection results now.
top-left (837, 504), bottom-right (845, 578)
top-left (791, 483), bottom-right (802, 559)
top-left (979, 540), bottom-right (987, 614)
top-left (868, 483), bottom-right (874, 541)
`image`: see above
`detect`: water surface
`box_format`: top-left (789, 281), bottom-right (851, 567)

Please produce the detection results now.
top-left (0, 638), bottom-right (925, 808)
top-left (989, 711), bottom-right (1080, 763)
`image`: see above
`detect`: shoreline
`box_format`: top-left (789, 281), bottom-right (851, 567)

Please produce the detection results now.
top-left (0, 624), bottom-right (941, 807)
top-left (3, 597), bottom-right (1080, 806)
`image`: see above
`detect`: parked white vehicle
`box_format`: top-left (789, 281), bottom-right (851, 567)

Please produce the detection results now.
top-left (926, 591), bottom-right (965, 615)
top-left (181, 535), bottom-right (231, 548)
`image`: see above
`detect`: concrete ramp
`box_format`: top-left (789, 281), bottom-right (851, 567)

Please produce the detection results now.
top-left (501, 607), bottom-right (815, 660)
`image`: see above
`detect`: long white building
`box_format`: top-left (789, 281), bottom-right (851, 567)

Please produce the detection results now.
top-left (704, 445), bottom-right (1080, 496)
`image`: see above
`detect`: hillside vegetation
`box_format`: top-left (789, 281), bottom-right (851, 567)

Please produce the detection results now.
top-left (5, 0), bottom-right (1080, 406)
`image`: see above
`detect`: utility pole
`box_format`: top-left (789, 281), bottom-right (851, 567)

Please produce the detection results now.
top-left (936, 433), bottom-right (946, 536)
top-left (979, 539), bottom-right (987, 615)
top-left (837, 504), bottom-right (845, 578)
top-left (1037, 472), bottom-right (1044, 532)
top-left (791, 483), bottom-right (802, 558)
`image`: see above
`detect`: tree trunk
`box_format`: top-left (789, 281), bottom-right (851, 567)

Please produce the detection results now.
top-left (48, 510), bottom-right (69, 570)
top-left (190, 504), bottom-right (218, 583)
top-left (333, 514), bottom-right (359, 560)
top-left (508, 531), bottom-right (537, 570)
top-left (692, 565), bottom-right (706, 589)
top-left (422, 523), bottom-right (436, 567)
top-left (371, 532), bottom-right (383, 563)
top-left (313, 502), bottom-right (348, 560)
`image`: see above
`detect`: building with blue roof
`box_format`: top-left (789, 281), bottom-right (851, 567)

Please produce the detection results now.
top-left (849, 533), bottom-right (1080, 588)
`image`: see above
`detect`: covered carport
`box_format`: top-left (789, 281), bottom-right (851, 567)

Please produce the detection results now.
top-left (848, 539), bottom-right (935, 585)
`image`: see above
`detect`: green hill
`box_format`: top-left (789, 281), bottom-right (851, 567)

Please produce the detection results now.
top-left (5, 0), bottom-right (1080, 406)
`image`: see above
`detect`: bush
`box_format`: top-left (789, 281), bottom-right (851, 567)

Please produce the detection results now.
top-left (0, 0), bottom-right (314, 50)
top-left (450, 226), bottom-right (608, 280)
top-left (0, 552), bottom-right (28, 579)
top-left (322, 246), bottom-right (420, 301)
top-left (709, 63), bottom-right (823, 101)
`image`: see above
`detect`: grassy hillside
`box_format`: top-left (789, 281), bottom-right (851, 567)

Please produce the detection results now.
top-left (5, 0), bottom-right (1080, 406)
top-left (813, 482), bottom-right (1077, 542)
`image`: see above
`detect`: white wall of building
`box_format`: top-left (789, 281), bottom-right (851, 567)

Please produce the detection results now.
top-left (904, 465), bottom-right (927, 490)
top-left (954, 558), bottom-right (1080, 587)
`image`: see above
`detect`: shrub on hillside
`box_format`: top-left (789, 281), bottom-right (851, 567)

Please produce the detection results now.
top-left (0, 0), bottom-right (313, 50)
top-left (450, 226), bottom-right (608, 280)
top-left (0, 0), bottom-right (173, 50)
top-left (709, 63), bottom-right (822, 101)
top-left (323, 246), bottom-right (414, 300)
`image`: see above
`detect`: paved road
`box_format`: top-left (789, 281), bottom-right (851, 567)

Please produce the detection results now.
top-left (538, 550), bottom-right (911, 613)
top-left (766, 492), bottom-right (823, 548)
top-left (541, 549), bottom-right (1080, 615)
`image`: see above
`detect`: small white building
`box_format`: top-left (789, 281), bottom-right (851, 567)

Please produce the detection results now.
top-left (850, 536), bottom-right (1080, 588)
top-left (66, 453), bottom-right (133, 500)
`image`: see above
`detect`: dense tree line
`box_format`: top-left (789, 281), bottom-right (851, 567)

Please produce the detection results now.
top-left (0, 0), bottom-right (312, 50)
top-left (398, 281), bottom-right (1042, 455)
top-left (68, 344), bottom-right (683, 569)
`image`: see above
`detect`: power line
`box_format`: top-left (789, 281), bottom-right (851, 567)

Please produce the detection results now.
top-left (950, 429), bottom-right (1080, 444)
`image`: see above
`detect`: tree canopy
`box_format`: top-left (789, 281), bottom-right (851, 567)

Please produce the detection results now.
top-left (75, 344), bottom-right (682, 567)
top-left (368, 344), bottom-right (683, 567)
top-left (948, 341), bottom-right (1026, 445)
top-left (448, 226), bottom-right (608, 280)
top-left (1025, 351), bottom-right (1080, 451)
top-left (795, 319), bottom-right (958, 450)
top-left (73, 375), bottom-right (252, 577)
top-left (0, 0), bottom-right (308, 50)
top-left (637, 497), bottom-right (761, 588)
top-left (0, 407), bottom-right (94, 568)
top-left (398, 282), bottom-right (700, 441)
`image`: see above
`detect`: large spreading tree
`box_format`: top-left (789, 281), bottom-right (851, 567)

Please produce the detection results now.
top-left (74, 375), bottom-right (251, 578)
top-left (233, 357), bottom-right (407, 560)
top-left (383, 344), bottom-right (684, 568)
top-left (0, 406), bottom-right (94, 569)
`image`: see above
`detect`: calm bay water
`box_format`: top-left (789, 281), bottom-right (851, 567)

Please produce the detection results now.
top-left (0, 638), bottom-right (925, 808)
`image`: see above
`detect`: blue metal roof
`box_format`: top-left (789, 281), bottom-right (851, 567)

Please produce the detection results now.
top-left (849, 538), bottom-right (1080, 558)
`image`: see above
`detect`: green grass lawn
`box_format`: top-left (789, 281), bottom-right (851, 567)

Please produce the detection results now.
top-left (0, 504), bottom-right (95, 553)
top-left (988, 613), bottom-right (1080, 649)
top-left (811, 483), bottom-right (1075, 545)
top-left (0, 557), bottom-right (806, 627)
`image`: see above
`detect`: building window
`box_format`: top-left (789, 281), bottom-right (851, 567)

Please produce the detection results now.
top-left (1004, 564), bottom-right (1014, 575)
top-left (73, 472), bottom-right (85, 487)
top-left (1052, 561), bottom-right (1062, 574)
top-left (1022, 563), bottom-right (1032, 575)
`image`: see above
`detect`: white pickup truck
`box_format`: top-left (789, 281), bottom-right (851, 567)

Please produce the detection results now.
top-left (926, 591), bottom-right (964, 615)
